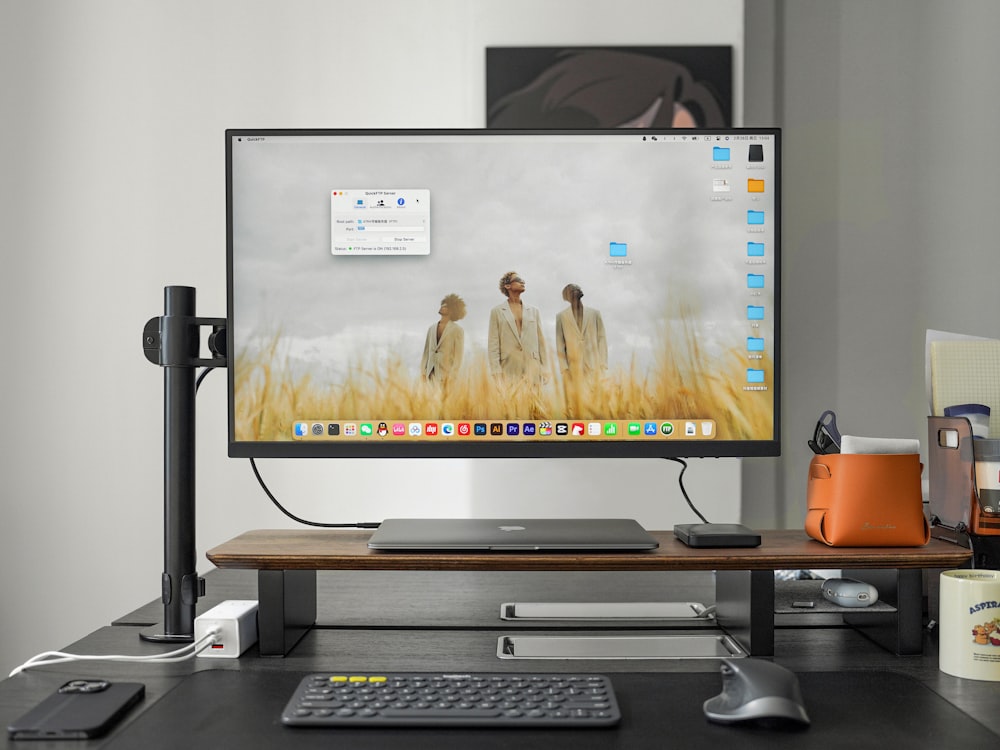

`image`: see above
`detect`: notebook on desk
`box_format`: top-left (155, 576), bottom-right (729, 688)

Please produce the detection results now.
top-left (366, 518), bottom-right (659, 551)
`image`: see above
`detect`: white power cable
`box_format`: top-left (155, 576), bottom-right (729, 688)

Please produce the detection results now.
top-left (8, 629), bottom-right (220, 678)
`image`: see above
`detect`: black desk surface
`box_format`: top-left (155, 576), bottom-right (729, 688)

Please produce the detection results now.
top-left (4, 569), bottom-right (1000, 748)
top-left (104, 669), bottom-right (999, 750)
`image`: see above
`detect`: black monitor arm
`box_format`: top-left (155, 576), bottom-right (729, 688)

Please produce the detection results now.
top-left (140, 286), bottom-right (226, 642)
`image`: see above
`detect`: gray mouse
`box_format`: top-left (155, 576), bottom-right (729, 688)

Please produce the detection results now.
top-left (703, 658), bottom-right (810, 726)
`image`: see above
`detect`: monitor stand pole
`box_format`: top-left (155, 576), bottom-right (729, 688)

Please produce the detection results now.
top-left (140, 286), bottom-right (226, 642)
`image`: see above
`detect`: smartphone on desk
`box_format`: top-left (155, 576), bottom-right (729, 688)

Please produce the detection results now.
top-left (7, 680), bottom-right (144, 740)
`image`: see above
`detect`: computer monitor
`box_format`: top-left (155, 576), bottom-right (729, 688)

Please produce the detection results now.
top-left (226, 128), bottom-right (779, 461)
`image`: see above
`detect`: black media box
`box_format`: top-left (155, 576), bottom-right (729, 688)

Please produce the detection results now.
top-left (673, 523), bottom-right (762, 548)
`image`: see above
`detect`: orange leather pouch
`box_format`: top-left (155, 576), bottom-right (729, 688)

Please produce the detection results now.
top-left (806, 453), bottom-right (930, 546)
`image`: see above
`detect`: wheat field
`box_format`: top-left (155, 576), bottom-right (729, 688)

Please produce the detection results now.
top-left (233, 316), bottom-right (774, 442)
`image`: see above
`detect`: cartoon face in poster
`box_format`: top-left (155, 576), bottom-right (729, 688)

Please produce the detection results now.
top-left (486, 47), bottom-right (732, 129)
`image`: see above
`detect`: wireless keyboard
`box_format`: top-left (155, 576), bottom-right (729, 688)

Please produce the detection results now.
top-left (281, 672), bottom-right (621, 728)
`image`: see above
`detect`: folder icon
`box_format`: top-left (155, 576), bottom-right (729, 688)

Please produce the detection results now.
top-left (747, 241), bottom-right (765, 257)
top-left (609, 241), bottom-right (627, 257)
top-left (747, 210), bottom-right (765, 225)
top-left (748, 305), bottom-right (765, 320)
top-left (747, 178), bottom-right (765, 193)
top-left (747, 337), bottom-right (765, 352)
top-left (747, 274), bottom-right (765, 289)
top-left (712, 146), bottom-right (730, 161)
top-left (746, 369), bottom-right (765, 384)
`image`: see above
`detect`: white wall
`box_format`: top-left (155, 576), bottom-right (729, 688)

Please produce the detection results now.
top-left (0, 0), bottom-right (746, 675)
top-left (742, 0), bottom-right (1000, 528)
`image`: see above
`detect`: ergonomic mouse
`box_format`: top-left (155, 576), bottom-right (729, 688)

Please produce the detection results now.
top-left (703, 658), bottom-right (810, 726)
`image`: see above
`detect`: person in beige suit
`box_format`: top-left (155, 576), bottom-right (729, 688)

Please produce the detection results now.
top-left (487, 271), bottom-right (547, 385)
top-left (421, 293), bottom-right (466, 385)
top-left (555, 283), bottom-right (607, 375)
top-left (555, 284), bottom-right (607, 415)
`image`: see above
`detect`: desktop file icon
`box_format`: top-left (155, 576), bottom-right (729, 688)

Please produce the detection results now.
top-left (747, 178), bottom-right (765, 193)
top-left (747, 210), bottom-right (765, 225)
top-left (747, 337), bottom-right (765, 352)
top-left (747, 369), bottom-right (766, 384)
top-left (748, 305), bottom-right (765, 321)
top-left (747, 274), bottom-right (765, 289)
top-left (609, 242), bottom-right (627, 257)
top-left (747, 241), bottom-right (765, 257)
top-left (712, 146), bottom-right (730, 161)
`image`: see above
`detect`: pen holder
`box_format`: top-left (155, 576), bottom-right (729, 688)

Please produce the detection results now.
top-left (806, 453), bottom-right (930, 546)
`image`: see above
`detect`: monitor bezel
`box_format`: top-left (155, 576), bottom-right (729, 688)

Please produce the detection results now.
top-left (225, 127), bottom-right (781, 460)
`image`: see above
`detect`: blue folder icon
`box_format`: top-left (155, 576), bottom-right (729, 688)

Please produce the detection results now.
top-left (746, 369), bottom-right (765, 384)
top-left (609, 242), bottom-right (627, 257)
top-left (748, 305), bottom-right (765, 320)
top-left (712, 146), bottom-right (730, 161)
top-left (747, 274), bottom-right (765, 289)
top-left (747, 210), bottom-right (765, 225)
top-left (747, 337), bottom-right (765, 352)
top-left (747, 242), bottom-right (765, 257)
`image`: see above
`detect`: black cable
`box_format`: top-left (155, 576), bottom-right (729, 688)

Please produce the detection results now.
top-left (194, 365), bottom-right (376, 528)
top-left (251, 456), bottom-right (707, 529)
top-left (663, 457), bottom-right (709, 524)
top-left (195, 366), bottom-right (216, 392)
top-left (198, 367), bottom-right (706, 528)
top-left (200, 365), bottom-right (704, 527)
top-left (249, 458), bottom-right (380, 529)
top-left (200, 366), bottom-right (704, 529)
top-left (251, 452), bottom-right (705, 528)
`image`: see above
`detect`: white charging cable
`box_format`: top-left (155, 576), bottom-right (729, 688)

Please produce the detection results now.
top-left (8, 629), bottom-right (220, 677)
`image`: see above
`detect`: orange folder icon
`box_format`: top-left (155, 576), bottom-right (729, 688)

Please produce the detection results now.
top-left (747, 178), bottom-right (765, 193)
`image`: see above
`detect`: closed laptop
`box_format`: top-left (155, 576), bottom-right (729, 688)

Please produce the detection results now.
top-left (367, 518), bottom-right (659, 551)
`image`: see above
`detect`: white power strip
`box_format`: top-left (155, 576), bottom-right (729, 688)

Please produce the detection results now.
top-left (194, 600), bottom-right (259, 658)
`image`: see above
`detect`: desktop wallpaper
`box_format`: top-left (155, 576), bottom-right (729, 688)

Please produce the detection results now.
top-left (229, 133), bottom-right (776, 444)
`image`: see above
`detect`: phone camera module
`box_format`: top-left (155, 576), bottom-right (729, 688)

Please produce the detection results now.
top-left (59, 680), bottom-right (111, 694)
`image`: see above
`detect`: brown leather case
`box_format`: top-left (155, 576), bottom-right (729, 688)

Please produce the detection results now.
top-left (806, 453), bottom-right (930, 546)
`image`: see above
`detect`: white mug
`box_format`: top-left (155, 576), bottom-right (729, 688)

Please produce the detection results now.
top-left (939, 569), bottom-right (1000, 681)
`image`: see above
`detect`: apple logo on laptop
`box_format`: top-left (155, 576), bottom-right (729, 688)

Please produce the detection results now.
top-left (498, 525), bottom-right (526, 532)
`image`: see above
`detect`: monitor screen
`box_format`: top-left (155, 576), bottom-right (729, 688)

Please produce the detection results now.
top-left (227, 128), bottom-right (780, 459)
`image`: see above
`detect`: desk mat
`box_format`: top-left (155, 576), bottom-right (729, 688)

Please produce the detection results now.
top-left (104, 668), bottom-right (996, 750)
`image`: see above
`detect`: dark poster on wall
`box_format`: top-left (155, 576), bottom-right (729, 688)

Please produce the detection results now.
top-left (486, 46), bottom-right (732, 129)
